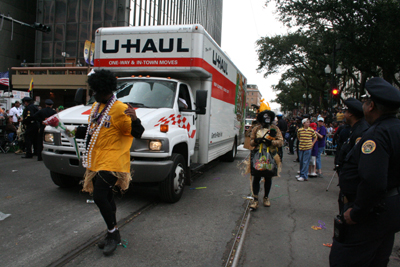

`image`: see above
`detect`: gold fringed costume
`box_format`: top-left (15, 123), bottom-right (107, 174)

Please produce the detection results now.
top-left (82, 170), bottom-right (132, 194)
top-left (82, 100), bottom-right (135, 193)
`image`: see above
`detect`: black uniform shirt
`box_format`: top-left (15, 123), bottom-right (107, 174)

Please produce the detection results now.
top-left (33, 107), bottom-right (56, 124)
top-left (22, 104), bottom-right (39, 126)
top-left (336, 119), bottom-right (369, 171)
top-left (288, 123), bottom-right (296, 135)
top-left (277, 118), bottom-right (288, 134)
top-left (349, 114), bottom-right (400, 222)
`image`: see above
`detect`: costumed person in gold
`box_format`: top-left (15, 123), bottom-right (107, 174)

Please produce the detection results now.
top-left (249, 103), bottom-right (283, 210)
top-left (82, 69), bottom-right (144, 256)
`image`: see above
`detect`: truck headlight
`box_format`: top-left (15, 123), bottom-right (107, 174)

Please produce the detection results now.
top-left (149, 140), bottom-right (162, 151)
top-left (44, 133), bottom-right (54, 143)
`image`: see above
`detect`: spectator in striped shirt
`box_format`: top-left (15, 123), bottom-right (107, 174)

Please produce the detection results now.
top-left (296, 118), bottom-right (317, 181)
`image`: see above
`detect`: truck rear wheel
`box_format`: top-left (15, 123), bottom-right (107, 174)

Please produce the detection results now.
top-left (50, 171), bottom-right (80, 188)
top-left (223, 138), bottom-right (237, 162)
top-left (159, 153), bottom-right (185, 203)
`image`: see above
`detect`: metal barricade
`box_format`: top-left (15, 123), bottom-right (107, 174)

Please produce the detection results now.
top-left (325, 133), bottom-right (336, 155)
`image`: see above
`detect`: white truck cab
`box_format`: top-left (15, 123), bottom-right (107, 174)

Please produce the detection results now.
top-left (42, 24), bottom-right (247, 203)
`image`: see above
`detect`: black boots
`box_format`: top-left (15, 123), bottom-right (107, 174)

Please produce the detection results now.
top-left (98, 230), bottom-right (121, 256)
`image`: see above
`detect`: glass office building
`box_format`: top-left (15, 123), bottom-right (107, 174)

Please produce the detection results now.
top-left (35, 0), bottom-right (222, 66)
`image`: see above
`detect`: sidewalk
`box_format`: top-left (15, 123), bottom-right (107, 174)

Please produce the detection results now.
top-left (238, 150), bottom-right (400, 266)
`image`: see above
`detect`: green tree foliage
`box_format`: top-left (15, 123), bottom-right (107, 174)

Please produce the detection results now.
top-left (258, 0), bottom-right (400, 109)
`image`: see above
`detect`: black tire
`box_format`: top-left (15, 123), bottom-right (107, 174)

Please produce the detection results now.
top-left (223, 138), bottom-right (237, 162)
top-left (159, 153), bottom-right (186, 203)
top-left (50, 171), bottom-right (80, 188)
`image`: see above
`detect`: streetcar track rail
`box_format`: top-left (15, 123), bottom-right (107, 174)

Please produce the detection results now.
top-left (224, 200), bottom-right (251, 267)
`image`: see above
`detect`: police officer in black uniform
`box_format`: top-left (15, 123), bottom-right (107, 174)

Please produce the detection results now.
top-left (21, 97), bottom-right (39, 158)
top-left (276, 113), bottom-right (287, 160)
top-left (330, 77), bottom-right (400, 266)
top-left (33, 99), bottom-right (56, 161)
top-left (288, 118), bottom-right (297, 155)
top-left (334, 98), bottom-right (370, 215)
top-left (334, 98), bottom-right (370, 174)
top-left (333, 121), bottom-right (351, 153)
top-left (293, 116), bottom-right (302, 162)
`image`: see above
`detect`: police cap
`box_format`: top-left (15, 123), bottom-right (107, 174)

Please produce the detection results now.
top-left (363, 77), bottom-right (400, 108)
top-left (22, 97), bottom-right (32, 102)
top-left (45, 99), bottom-right (54, 105)
top-left (343, 98), bottom-right (364, 117)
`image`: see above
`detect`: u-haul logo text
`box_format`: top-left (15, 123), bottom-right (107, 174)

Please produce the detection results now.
top-left (212, 50), bottom-right (228, 75)
top-left (102, 38), bottom-right (189, 54)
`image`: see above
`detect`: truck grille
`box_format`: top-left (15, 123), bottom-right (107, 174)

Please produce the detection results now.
top-left (59, 123), bottom-right (87, 154)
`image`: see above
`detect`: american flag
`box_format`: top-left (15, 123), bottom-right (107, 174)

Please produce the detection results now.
top-left (0, 71), bottom-right (9, 86)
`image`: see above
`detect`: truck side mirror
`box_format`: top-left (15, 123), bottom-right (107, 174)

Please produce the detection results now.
top-left (195, 90), bottom-right (207, 115)
top-left (74, 88), bottom-right (86, 105)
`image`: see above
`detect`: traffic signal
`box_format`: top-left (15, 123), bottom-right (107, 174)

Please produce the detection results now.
top-left (323, 91), bottom-right (328, 101)
top-left (32, 22), bottom-right (51, 33)
top-left (331, 88), bottom-right (340, 100)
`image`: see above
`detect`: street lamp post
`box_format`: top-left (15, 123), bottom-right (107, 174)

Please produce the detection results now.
top-left (303, 92), bottom-right (312, 114)
top-left (324, 62), bottom-right (342, 122)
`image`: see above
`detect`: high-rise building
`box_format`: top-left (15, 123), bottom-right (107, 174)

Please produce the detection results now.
top-left (1, 0), bottom-right (222, 71)
top-left (5, 0), bottom-right (223, 107)
top-left (35, 0), bottom-right (222, 67)
top-left (0, 1), bottom-right (37, 74)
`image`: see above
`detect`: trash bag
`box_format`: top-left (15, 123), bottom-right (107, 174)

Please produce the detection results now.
top-left (251, 144), bottom-right (277, 176)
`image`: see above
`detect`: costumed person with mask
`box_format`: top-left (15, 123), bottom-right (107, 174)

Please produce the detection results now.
top-left (81, 69), bottom-right (145, 256)
top-left (248, 101), bottom-right (283, 210)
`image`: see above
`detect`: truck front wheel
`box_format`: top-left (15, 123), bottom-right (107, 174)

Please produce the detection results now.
top-left (159, 153), bottom-right (186, 203)
top-left (50, 171), bottom-right (80, 188)
top-left (223, 138), bottom-right (237, 162)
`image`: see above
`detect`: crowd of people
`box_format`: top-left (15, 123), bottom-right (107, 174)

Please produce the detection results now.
top-left (2, 74), bottom-right (400, 264)
top-left (245, 77), bottom-right (400, 266)
top-left (271, 111), bottom-right (352, 181)
top-left (0, 98), bottom-right (63, 160)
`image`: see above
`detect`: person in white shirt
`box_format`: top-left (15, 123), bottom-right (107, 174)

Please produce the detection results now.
top-left (9, 101), bottom-right (23, 126)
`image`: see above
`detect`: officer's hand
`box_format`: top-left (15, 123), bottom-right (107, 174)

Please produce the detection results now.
top-left (254, 138), bottom-right (263, 144)
top-left (344, 208), bottom-right (356, 225)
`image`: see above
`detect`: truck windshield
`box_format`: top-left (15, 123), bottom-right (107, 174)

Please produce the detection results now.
top-left (88, 79), bottom-right (177, 108)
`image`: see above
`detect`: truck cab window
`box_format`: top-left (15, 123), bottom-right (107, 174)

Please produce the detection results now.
top-left (178, 84), bottom-right (191, 110)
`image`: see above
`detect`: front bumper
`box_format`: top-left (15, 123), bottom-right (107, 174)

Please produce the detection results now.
top-left (42, 151), bottom-right (85, 177)
top-left (42, 150), bottom-right (173, 183)
top-left (130, 159), bottom-right (174, 182)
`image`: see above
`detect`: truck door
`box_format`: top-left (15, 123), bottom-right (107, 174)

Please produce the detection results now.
top-left (178, 83), bottom-right (196, 155)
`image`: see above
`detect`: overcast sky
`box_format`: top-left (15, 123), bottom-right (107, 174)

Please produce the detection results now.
top-left (221, 0), bottom-right (288, 110)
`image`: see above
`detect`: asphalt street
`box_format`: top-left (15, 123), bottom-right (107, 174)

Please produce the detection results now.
top-left (1, 147), bottom-right (400, 266)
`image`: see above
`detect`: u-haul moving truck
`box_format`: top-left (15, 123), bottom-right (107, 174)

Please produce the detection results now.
top-left (42, 24), bottom-right (247, 203)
